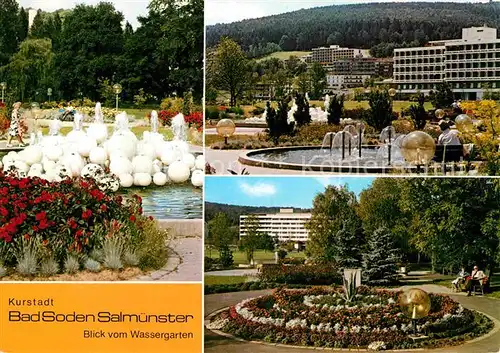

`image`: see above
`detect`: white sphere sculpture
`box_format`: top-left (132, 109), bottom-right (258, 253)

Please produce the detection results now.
top-left (89, 147), bottom-right (107, 165)
top-left (195, 155), bottom-right (205, 170)
top-left (13, 160), bottom-right (29, 174)
top-left (132, 156), bottom-right (153, 174)
top-left (81, 164), bottom-right (104, 180)
top-left (22, 146), bottom-right (43, 166)
top-left (45, 146), bottom-right (63, 161)
top-left (133, 173), bottom-right (152, 187)
top-left (183, 153), bottom-right (196, 169)
top-left (160, 149), bottom-right (178, 166)
top-left (119, 174), bottom-right (134, 188)
top-left (2, 154), bottom-right (15, 166)
top-left (167, 161), bottom-right (190, 183)
top-left (107, 135), bottom-right (137, 160)
top-left (42, 159), bottom-right (56, 172)
top-left (191, 170), bottom-right (204, 188)
top-left (62, 153), bottom-right (85, 177)
top-left (77, 136), bottom-right (97, 157)
top-left (137, 143), bottom-right (156, 161)
top-left (98, 176), bottom-right (120, 192)
top-left (153, 172), bottom-right (168, 186)
top-left (109, 157), bottom-right (133, 176)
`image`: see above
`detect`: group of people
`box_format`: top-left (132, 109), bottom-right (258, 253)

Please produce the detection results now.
top-left (451, 265), bottom-right (487, 296)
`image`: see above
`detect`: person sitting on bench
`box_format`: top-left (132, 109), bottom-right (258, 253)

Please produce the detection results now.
top-left (467, 265), bottom-right (486, 296)
top-left (438, 120), bottom-right (461, 146)
top-left (452, 267), bottom-right (468, 291)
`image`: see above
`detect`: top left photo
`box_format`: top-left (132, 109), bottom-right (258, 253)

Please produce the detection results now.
top-left (0, 0), bottom-right (204, 281)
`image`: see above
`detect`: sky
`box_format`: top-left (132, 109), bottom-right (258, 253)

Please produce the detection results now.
top-left (19, 0), bottom-right (149, 28)
top-left (205, 176), bottom-right (374, 208)
top-left (205, 0), bottom-right (493, 25)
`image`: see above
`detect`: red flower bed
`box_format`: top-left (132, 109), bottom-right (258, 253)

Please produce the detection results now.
top-left (158, 110), bottom-right (203, 131)
top-left (0, 172), bottom-right (142, 264)
top-left (185, 111), bottom-right (203, 131)
top-left (212, 286), bottom-right (484, 349)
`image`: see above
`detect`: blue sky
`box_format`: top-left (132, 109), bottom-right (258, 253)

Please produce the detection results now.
top-left (206, 0), bottom-right (491, 25)
top-left (205, 176), bottom-right (374, 208)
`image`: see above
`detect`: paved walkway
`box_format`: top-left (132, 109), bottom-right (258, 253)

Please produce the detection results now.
top-left (205, 269), bottom-right (259, 277)
top-left (206, 127), bottom-right (266, 135)
top-left (135, 236), bottom-right (202, 282)
top-left (206, 149), bottom-right (322, 175)
top-left (204, 288), bottom-right (500, 353)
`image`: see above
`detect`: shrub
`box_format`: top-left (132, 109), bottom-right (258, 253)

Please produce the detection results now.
top-left (14, 237), bottom-right (40, 276)
top-left (258, 264), bottom-right (341, 285)
top-left (103, 236), bottom-right (124, 270)
top-left (64, 256), bottom-right (80, 274)
top-left (204, 256), bottom-right (217, 271)
top-left (392, 119), bottom-right (415, 134)
top-left (328, 94), bottom-right (344, 125)
top-left (185, 111), bottom-right (203, 131)
top-left (293, 93), bottom-right (311, 127)
top-left (266, 100), bottom-right (294, 144)
top-left (84, 258), bottom-right (101, 272)
top-left (277, 249), bottom-right (287, 260)
top-left (0, 265), bottom-right (6, 277)
top-left (252, 107), bottom-right (265, 116)
top-left (205, 106), bottom-right (220, 120)
top-left (124, 250), bottom-right (140, 267)
top-left (367, 90), bottom-right (396, 131)
top-left (40, 257), bottom-right (59, 276)
top-left (219, 246), bottom-right (234, 268)
top-left (227, 106), bottom-right (244, 115)
top-left (342, 108), bottom-right (369, 121)
top-left (158, 110), bottom-right (176, 126)
top-left (160, 97), bottom-right (184, 112)
top-left (133, 217), bottom-right (169, 270)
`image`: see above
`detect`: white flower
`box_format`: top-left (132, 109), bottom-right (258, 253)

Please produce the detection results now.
top-left (206, 318), bottom-right (229, 330)
top-left (368, 341), bottom-right (387, 351)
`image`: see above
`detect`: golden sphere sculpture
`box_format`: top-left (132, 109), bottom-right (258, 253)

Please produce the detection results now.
top-left (401, 131), bottom-right (436, 166)
top-left (388, 88), bottom-right (397, 97)
top-left (455, 114), bottom-right (474, 132)
top-left (435, 109), bottom-right (445, 119)
top-left (216, 118), bottom-right (236, 144)
top-left (399, 288), bottom-right (431, 319)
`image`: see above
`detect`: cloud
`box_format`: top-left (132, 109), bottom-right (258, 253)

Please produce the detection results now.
top-left (239, 182), bottom-right (277, 197)
top-left (315, 177), bottom-right (345, 188)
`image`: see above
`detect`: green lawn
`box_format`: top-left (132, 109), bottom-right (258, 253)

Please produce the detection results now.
top-left (204, 275), bottom-right (249, 286)
top-left (251, 100), bottom-right (433, 114)
top-left (257, 51), bottom-right (312, 62)
top-left (206, 248), bottom-right (306, 265)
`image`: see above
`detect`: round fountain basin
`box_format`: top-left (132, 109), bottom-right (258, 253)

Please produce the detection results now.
top-left (121, 185), bottom-right (202, 219)
top-left (239, 145), bottom-right (416, 174)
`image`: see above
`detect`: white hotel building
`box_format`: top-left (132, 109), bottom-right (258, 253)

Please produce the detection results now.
top-left (239, 209), bottom-right (311, 244)
top-left (393, 26), bottom-right (500, 100)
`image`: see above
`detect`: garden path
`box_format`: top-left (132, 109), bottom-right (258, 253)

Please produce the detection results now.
top-left (134, 236), bottom-right (202, 282)
top-left (204, 289), bottom-right (500, 353)
top-left (205, 127), bottom-right (266, 135)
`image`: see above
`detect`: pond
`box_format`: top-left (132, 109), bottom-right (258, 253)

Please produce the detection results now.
top-left (123, 185), bottom-right (203, 220)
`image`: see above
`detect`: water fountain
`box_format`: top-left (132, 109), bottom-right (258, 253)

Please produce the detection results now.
top-left (239, 124), bottom-right (436, 173)
top-left (3, 108), bottom-right (203, 188)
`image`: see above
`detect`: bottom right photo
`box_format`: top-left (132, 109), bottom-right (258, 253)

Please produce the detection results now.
top-left (204, 176), bottom-right (500, 353)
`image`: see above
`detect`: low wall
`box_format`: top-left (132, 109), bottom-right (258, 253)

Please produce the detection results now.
top-left (158, 219), bottom-right (203, 237)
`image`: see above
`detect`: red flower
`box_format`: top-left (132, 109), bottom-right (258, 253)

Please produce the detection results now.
top-left (0, 207), bottom-right (7, 217)
top-left (100, 204), bottom-right (108, 212)
top-left (24, 234), bottom-right (30, 240)
top-left (129, 215), bottom-right (136, 222)
top-left (75, 229), bottom-right (83, 238)
top-left (35, 211), bottom-right (47, 221)
top-left (82, 209), bottom-right (93, 220)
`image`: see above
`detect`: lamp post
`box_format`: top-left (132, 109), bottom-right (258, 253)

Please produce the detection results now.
top-left (401, 131), bottom-right (436, 174)
top-left (47, 88), bottom-right (52, 101)
top-left (0, 82), bottom-right (6, 103)
top-left (399, 288), bottom-right (431, 338)
top-left (113, 84), bottom-right (122, 111)
top-left (216, 118), bottom-right (236, 145)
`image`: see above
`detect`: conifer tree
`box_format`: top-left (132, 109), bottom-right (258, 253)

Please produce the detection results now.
top-left (363, 226), bottom-right (400, 286)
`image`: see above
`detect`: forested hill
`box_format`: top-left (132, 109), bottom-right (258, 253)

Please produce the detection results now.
top-left (206, 2), bottom-right (500, 58)
top-left (205, 202), bottom-right (310, 225)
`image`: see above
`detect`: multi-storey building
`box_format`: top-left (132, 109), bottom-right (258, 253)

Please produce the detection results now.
top-left (394, 26), bottom-right (500, 100)
top-left (312, 45), bottom-right (362, 63)
top-left (239, 209), bottom-right (311, 244)
top-left (325, 58), bottom-right (394, 89)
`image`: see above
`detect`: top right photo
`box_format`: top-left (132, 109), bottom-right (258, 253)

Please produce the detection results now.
top-left (204, 0), bottom-right (500, 176)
